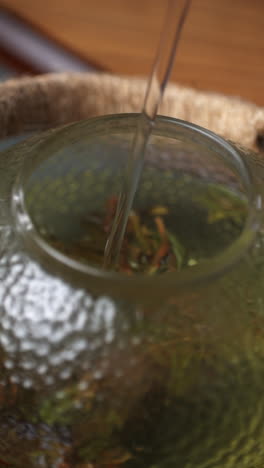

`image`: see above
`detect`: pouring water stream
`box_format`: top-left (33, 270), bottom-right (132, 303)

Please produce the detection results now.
top-left (104, 0), bottom-right (192, 269)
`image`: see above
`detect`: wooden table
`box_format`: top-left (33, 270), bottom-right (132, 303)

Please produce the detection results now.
top-left (2, 0), bottom-right (264, 106)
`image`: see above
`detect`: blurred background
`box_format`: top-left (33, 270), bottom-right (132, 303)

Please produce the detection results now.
top-left (0, 0), bottom-right (263, 105)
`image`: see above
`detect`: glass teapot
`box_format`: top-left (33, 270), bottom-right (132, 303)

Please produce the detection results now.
top-left (0, 114), bottom-right (264, 468)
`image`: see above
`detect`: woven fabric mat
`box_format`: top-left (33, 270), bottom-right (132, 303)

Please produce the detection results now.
top-left (0, 72), bottom-right (264, 152)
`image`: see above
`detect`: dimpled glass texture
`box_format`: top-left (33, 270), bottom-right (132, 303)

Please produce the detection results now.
top-left (0, 115), bottom-right (264, 468)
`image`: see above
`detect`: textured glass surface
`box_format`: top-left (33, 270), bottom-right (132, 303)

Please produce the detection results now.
top-left (0, 116), bottom-right (264, 467)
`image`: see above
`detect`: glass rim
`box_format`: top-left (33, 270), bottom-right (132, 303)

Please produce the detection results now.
top-left (12, 114), bottom-right (261, 296)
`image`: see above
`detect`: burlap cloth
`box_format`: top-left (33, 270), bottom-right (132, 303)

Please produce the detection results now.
top-left (0, 72), bottom-right (264, 152)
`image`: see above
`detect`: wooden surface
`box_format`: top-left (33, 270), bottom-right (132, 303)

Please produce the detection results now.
top-left (2, 0), bottom-right (264, 106)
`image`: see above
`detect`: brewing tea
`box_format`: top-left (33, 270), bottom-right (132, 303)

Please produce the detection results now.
top-left (43, 179), bottom-right (247, 275)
